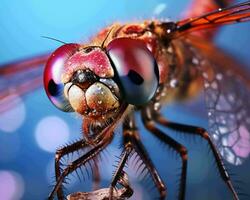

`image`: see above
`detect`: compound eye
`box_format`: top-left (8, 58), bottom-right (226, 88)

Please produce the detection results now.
top-left (44, 43), bottom-right (80, 111)
top-left (107, 38), bottom-right (159, 105)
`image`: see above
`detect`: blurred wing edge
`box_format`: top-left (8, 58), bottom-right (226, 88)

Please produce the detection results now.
top-left (0, 54), bottom-right (50, 113)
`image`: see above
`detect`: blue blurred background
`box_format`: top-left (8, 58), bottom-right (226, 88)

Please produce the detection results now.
top-left (0, 0), bottom-right (250, 200)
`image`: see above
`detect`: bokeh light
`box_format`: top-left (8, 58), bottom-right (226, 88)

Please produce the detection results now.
top-left (35, 116), bottom-right (70, 153)
top-left (153, 3), bottom-right (167, 16)
top-left (0, 170), bottom-right (25, 200)
top-left (0, 94), bottom-right (26, 133)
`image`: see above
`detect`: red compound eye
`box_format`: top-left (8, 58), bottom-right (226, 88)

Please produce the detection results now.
top-left (43, 43), bottom-right (80, 112)
top-left (107, 38), bottom-right (159, 105)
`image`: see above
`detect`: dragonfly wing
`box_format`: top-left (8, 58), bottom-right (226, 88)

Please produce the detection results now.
top-left (0, 54), bottom-right (49, 113)
top-left (185, 36), bottom-right (250, 165)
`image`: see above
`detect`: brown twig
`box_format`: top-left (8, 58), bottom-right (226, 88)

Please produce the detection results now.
top-left (67, 171), bottom-right (133, 200)
top-left (67, 187), bottom-right (130, 200)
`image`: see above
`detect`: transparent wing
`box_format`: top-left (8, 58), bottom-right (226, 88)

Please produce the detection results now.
top-left (175, 1), bottom-right (250, 36)
top-left (0, 54), bottom-right (49, 113)
top-left (185, 36), bottom-right (250, 165)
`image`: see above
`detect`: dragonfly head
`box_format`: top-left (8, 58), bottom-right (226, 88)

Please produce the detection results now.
top-left (44, 38), bottom-right (159, 118)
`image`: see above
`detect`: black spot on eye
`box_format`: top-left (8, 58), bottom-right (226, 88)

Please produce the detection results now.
top-left (127, 70), bottom-right (144, 85)
top-left (154, 60), bottom-right (159, 81)
top-left (48, 79), bottom-right (59, 96)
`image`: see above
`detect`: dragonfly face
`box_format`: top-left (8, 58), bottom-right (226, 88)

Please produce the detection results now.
top-left (44, 38), bottom-right (159, 119)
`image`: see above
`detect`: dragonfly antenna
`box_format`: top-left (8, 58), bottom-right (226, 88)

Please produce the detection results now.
top-left (101, 27), bottom-right (114, 48)
top-left (41, 36), bottom-right (67, 44)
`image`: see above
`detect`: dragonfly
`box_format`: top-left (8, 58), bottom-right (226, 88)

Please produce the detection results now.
top-left (0, 0), bottom-right (250, 200)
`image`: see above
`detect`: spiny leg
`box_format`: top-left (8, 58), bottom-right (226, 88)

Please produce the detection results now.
top-left (55, 139), bottom-right (88, 199)
top-left (48, 138), bottom-right (112, 200)
top-left (109, 147), bottom-right (133, 200)
top-left (154, 111), bottom-right (239, 200)
top-left (55, 139), bottom-right (101, 199)
top-left (122, 114), bottom-right (166, 199)
top-left (141, 107), bottom-right (187, 200)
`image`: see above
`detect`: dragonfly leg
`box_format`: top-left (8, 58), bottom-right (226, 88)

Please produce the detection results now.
top-left (118, 114), bottom-right (167, 199)
top-left (55, 139), bottom-right (88, 199)
top-left (92, 157), bottom-right (101, 191)
top-left (141, 108), bottom-right (187, 200)
top-left (153, 111), bottom-right (239, 200)
top-left (109, 147), bottom-right (133, 200)
top-left (48, 138), bottom-right (111, 200)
